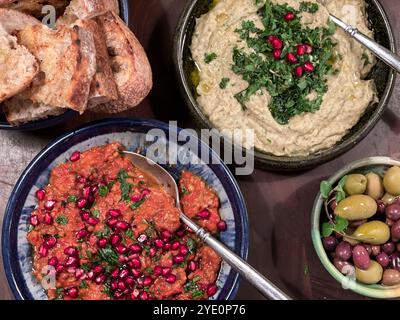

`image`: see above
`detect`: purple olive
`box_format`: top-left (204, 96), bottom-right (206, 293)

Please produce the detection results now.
top-left (371, 245), bottom-right (381, 256)
top-left (363, 244), bottom-right (372, 256)
top-left (386, 203), bottom-right (400, 221)
top-left (386, 218), bottom-right (395, 227)
top-left (376, 252), bottom-right (390, 268)
top-left (391, 252), bottom-right (400, 271)
top-left (391, 220), bottom-right (400, 239)
top-left (333, 258), bottom-right (352, 274)
top-left (335, 241), bottom-right (352, 261)
top-left (377, 200), bottom-right (386, 215)
top-left (382, 242), bottom-right (396, 255)
top-left (353, 245), bottom-right (370, 270)
top-left (322, 236), bottom-right (338, 252)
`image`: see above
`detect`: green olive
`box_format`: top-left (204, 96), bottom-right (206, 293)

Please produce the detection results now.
top-left (382, 193), bottom-right (397, 205)
top-left (383, 166), bottom-right (400, 196)
top-left (334, 195), bottom-right (377, 221)
top-left (344, 174), bottom-right (367, 195)
top-left (355, 261), bottom-right (383, 284)
top-left (365, 172), bottom-right (384, 200)
top-left (353, 221), bottom-right (390, 245)
top-left (382, 269), bottom-right (400, 286)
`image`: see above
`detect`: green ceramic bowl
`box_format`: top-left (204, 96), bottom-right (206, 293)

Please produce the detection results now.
top-left (173, 0), bottom-right (396, 171)
top-left (311, 157), bottom-right (400, 299)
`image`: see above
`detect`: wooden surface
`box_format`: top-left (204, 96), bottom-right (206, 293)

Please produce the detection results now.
top-left (0, 0), bottom-right (399, 300)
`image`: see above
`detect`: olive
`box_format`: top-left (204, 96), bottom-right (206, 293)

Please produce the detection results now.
top-left (353, 221), bottom-right (390, 245)
top-left (386, 203), bottom-right (400, 221)
top-left (377, 200), bottom-right (386, 215)
top-left (365, 172), bottom-right (384, 200)
top-left (349, 219), bottom-right (367, 228)
top-left (335, 241), bottom-right (352, 261)
top-left (371, 245), bottom-right (381, 256)
top-left (352, 245), bottom-right (370, 270)
top-left (391, 220), bottom-right (400, 239)
top-left (383, 166), bottom-right (400, 196)
top-left (322, 236), bottom-right (338, 251)
top-left (376, 252), bottom-right (390, 268)
top-left (391, 252), bottom-right (400, 271)
top-left (386, 218), bottom-right (395, 227)
top-left (333, 258), bottom-right (352, 274)
top-left (382, 193), bottom-right (397, 205)
top-left (344, 174), bottom-right (367, 195)
top-left (363, 244), bottom-right (372, 255)
top-left (382, 269), bottom-right (400, 286)
top-left (334, 195), bottom-right (377, 221)
top-left (382, 242), bottom-right (395, 255)
top-left (355, 261), bottom-right (383, 284)
top-left (343, 235), bottom-right (359, 246)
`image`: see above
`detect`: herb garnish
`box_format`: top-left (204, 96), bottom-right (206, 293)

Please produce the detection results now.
top-left (219, 77), bottom-right (230, 89)
top-left (361, 51), bottom-right (370, 67)
top-left (80, 280), bottom-right (88, 289)
top-left (98, 185), bottom-right (109, 197)
top-left (97, 247), bottom-right (120, 266)
top-left (67, 195), bottom-right (77, 203)
top-left (118, 169), bottom-right (132, 201)
top-left (299, 1), bottom-right (319, 13)
top-left (204, 52), bottom-right (217, 64)
top-left (321, 216), bottom-right (349, 237)
top-left (130, 198), bottom-right (145, 210)
top-left (55, 215), bottom-right (68, 225)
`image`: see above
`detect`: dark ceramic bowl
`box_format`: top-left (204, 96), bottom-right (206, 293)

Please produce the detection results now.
top-left (2, 118), bottom-right (249, 300)
top-left (173, 0), bottom-right (396, 171)
top-left (0, 0), bottom-right (130, 131)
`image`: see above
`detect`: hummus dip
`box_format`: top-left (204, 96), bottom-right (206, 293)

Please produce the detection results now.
top-left (191, 0), bottom-right (377, 157)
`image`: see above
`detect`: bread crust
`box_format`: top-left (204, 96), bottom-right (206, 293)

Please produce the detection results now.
top-left (0, 8), bottom-right (40, 34)
top-left (0, 0), bottom-right (69, 17)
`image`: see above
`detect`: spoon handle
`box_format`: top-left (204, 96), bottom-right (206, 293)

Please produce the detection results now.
top-left (180, 213), bottom-right (291, 300)
top-left (329, 15), bottom-right (400, 73)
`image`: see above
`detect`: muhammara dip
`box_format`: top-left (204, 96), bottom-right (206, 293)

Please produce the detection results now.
top-left (191, 0), bottom-right (377, 157)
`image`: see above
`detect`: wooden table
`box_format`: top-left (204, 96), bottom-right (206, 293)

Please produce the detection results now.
top-left (0, 0), bottom-right (399, 300)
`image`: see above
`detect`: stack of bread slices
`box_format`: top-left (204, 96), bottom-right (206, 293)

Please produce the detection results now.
top-left (0, 0), bottom-right (153, 126)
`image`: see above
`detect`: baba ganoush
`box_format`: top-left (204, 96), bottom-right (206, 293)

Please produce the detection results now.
top-left (191, 0), bottom-right (377, 156)
top-left (27, 143), bottom-right (226, 300)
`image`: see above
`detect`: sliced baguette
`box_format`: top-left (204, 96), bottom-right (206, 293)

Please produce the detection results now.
top-left (16, 22), bottom-right (96, 113)
top-left (93, 11), bottom-right (152, 113)
top-left (0, 24), bottom-right (38, 103)
top-left (0, 8), bottom-right (40, 34)
top-left (0, 0), bottom-right (69, 17)
top-left (76, 19), bottom-right (118, 108)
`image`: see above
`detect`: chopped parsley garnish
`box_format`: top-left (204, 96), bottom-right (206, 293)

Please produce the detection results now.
top-left (118, 169), bottom-right (132, 201)
top-left (125, 228), bottom-right (134, 239)
top-left (232, 2), bottom-right (337, 124)
top-left (219, 77), bottom-right (230, 89)
top-left (97, 247), bottom-right (120, 266)
top-left (299, 1), bottom-right (319, 13)
top-left (204, 52), bottom-right (217, 64)
top-left (184, 275), bottom-right (203, 298)
top-left (362, 51), bottom-right (370, 67)
top-left (67, 195), bottom-right (77, 203)
top-left (98, 185), bottom-right (109, 197)
top-left (181, 185), bottom-right (189, 195)
top-left (187, 237), bottom-right (197, 254)
top-left (92, 209), bottom-right (100, 218)
top-left (80, 280), bottom-right (88, 289)
top-left (139, 180), bottom-right (146, 186)
top-left (145, 267), bottom-right (154, 274)
top-left (81, 264), bottom-right (91, 272)
top-left (130, 198), bottom-right (145, 210)
top-left (55, 215), bottom-right (68, 225)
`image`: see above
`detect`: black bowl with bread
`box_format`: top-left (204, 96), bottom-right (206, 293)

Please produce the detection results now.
top-left (0, 0), bottom-right (152, 131)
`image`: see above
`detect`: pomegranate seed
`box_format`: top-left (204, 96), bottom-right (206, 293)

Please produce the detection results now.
top-left (110, 233), bottom-right (122, 246)
top-left (43, 213), bottom-right (53, 225)
top-left (179, 245), bottom-right (189, 256)
top-left (304, 44), bottom-right (313, 54)
top-left (76, 175), bottom-right (86, 184)
top-left (111, 280), bottom-right (118, 291)
top-left (267, 35), bottom-right (277, 42)
top-left (107, 218), bottom-right (118, 228)
top-left (131, 258), bottom-right (141, 269)
top-left (75, 269), bottom-right (84, 279)
top-left (131, 194), bottom-right (142, 202)
top-left (296, 44), bottom-right (306, 56)
top-left (271, 38), bottom-right (282, 49)
top-left (197, 209), bottom-right (211, 219)
top-left (80, 211), bottom-right (90, 221)
top-left (97, 238), bottom-right (108, 248)
top-left (154, 266), bottom-right (162, 275)
top-left (286, 52), bottom-right (297, 64)
top-left (115, 221), bottom-right (129, 231)
top-left (56, 264), bottom-right (64, 273)
top-left (163, 243), bottom-right (171, 251)
top-left (110, 268), bottom-right (120, 278)
top-left (93, 265), bottom-right (103, 274)
top-left (64, 246), bottom-right (78, 256)
top-left (141, 189), bottom-right (151, 197)
top-left (36, 189), bottom-right (46, 201)
top-left (115, 244), bottom-right (127, 254)
top-left (108, 209), bottom-right (121, 218)
top-left (131, 269), bottom-right (142, 278)
top-left (44, 200), bottom-right (56, 211)
top-left (117, 280), bottom-right (126, 291)
top-left (171, 241), bottom-right (180, 250)
top-left (149, 248), bottom-right (157, 257)
top-left (143, 277), bottom-right (153, 286)
top-left (76, 198), bottom-right (87, 209)
top-left (87, 271), bottom-right (95, 280)
top-left (173, 255), bottom-right (185, 264)
top-left (207, 284), bottom-right (218, 297)
top-left (140, 291), bottom-right (148, 300)
top-left (129, 244), bottom-right (142, 254)
top-left (154, 239), bottom-right (164, 249)
top-left (176, 229), bottom-right (185, 237)
top-left (95, 274), bottom-right (106, 284)
top-left (137, 234), bottom-right (147, 243)
top-left (162, 267), bottom-right (171, 276)
top-left (44, 236), bottom-right (57, 248)
top-left (29, 215), bottom-right (40, 226)
top-left (125, 276), bottom-right (135, 286)
top-left (87, 216), bottom-right (99, 226)
top-left (272, 49), bottom-right (282, 60)
top-left (284, 12), bottom-right (295, 21)
top-left (303, 61), bottom-right (315, 73)
top-left (67, 287), bottom-right (79, 299)
top-left (48, 256), bottom-right (58, 267)
top-left (294, 66), bottom-right (304, 78)
top-left (161, 230), bottom-right (172, 240)
top-left (39, 245), bottom-right (48, 257)
top-left (76, 229), bottom-right (88, 240)
top-left (217, 220), bottom-right (227, 231)
top-left (70, 151), bottom-right (81, 162)
top-left (119, 255), bottom-right (128, 263)
top-left (188, 261), bottom-right (197, 272)
top-left (82, 186), bottom-right (91, 199)
top-left (166, 274), bottom-right (177, 284)
top-left (113, 290), bottom-right (124, 299)
top-left (65, 256), bottom-right (78, 267)
top-left (119, 269), bottom-right (129, 279)
top-left (131, 289), bottom-right (140, 300)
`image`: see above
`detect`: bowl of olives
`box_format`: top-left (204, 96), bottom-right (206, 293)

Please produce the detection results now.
top-left (311, 157), bottom-right (400, 299)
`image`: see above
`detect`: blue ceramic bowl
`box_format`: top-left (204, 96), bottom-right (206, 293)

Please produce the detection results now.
top-left (2, 118), bottom-right (249, 300)
top-left (0, 0), bottom-right (130, 131)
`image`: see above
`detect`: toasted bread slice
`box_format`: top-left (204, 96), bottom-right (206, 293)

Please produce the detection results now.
top-left (0, 8), bottom-right (40, 34)
top-left (0, 24), bottom-right (39, 103)
top-left (16, 23), bottom-right (96, 113)
top-left (0, 0), bottom-right (69, 17)
top-left (3, 97), bottom-right (64, 126)
top-left (76, 19), bottom-right (118, 108)
top-left (93, 11), bottom-right (152, 113)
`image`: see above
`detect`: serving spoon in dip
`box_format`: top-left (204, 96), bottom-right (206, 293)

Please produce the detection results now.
top-left (123, 151), bottom-right (291, 300)
top-left (329, 15), bottom-right (400, 73)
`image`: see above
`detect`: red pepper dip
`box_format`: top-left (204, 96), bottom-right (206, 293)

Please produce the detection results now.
top-left (27, 143), bottom-right (227, 300)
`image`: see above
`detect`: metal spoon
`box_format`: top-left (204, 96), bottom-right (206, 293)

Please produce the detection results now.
top-left (329, 15), bottom-right (400, 73)
top-left (123, 151), bottom-right (291, 300)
